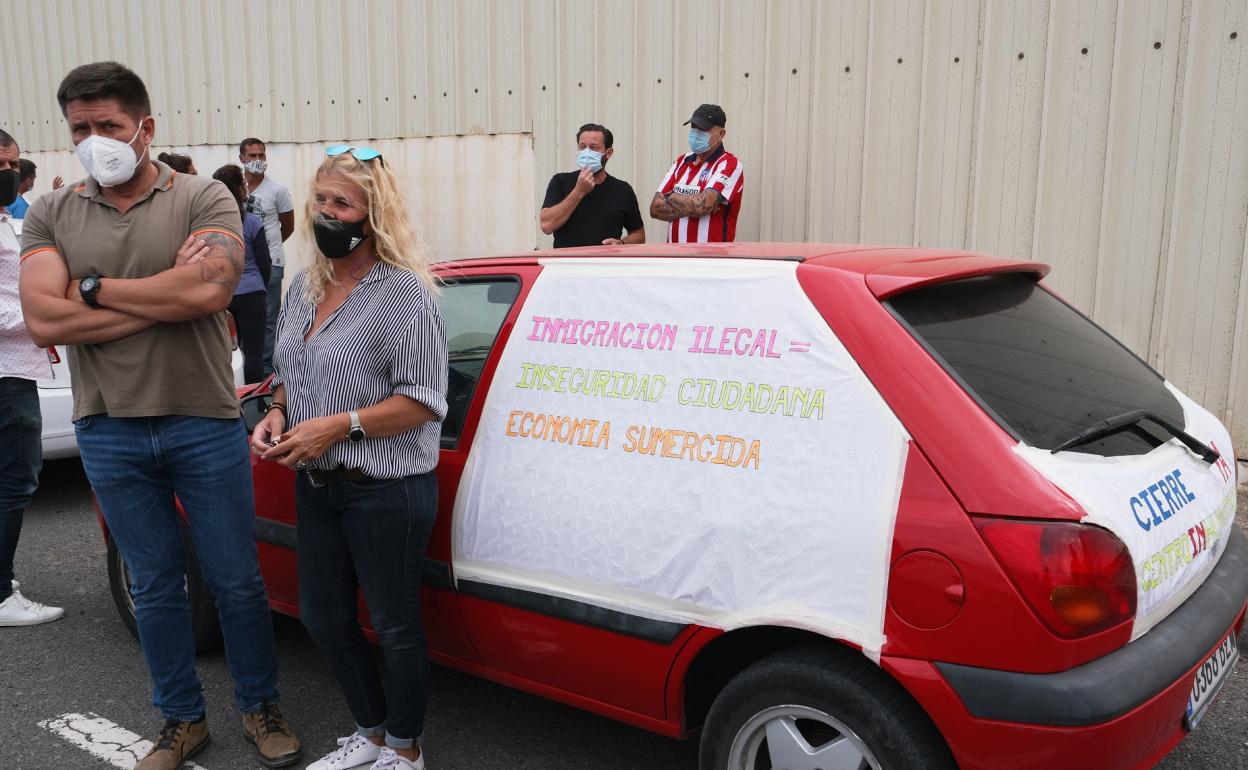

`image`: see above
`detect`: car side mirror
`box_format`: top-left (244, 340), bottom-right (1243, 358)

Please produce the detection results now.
top-left (239, 392), bottom-right (273, 433)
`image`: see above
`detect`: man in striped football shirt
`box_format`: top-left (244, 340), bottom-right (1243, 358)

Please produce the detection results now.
top-left (650, 103), bottom-right (744, 243)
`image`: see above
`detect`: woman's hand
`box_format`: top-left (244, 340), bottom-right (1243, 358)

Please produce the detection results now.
top-left (260, 413), bottom-right (350, 469)
top-left (250, 409), bottom-right (287, 457)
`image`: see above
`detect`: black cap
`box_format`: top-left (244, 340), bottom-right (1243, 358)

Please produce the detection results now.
top-left (683, 103), bottom-right (727, 130)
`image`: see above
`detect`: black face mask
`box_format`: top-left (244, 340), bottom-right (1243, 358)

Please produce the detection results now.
top-left (0, 169), bottom-right (18, 208)
top-left (313, 214), bottom-right (369, 259)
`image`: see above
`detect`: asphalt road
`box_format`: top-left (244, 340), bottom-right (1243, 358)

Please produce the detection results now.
top-left (1, 458), bottom-right (1244, 770)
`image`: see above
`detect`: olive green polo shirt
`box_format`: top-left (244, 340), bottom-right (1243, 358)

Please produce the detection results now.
top-left (20, 160), bottom-right (244, 421)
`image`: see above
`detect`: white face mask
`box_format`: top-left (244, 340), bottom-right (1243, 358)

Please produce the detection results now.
top-left (244, 160), bottom-right (267, 175)
top-left (75, 122), bottom-right (147, 187)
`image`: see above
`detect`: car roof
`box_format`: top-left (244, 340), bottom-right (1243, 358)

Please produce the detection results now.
top-left (435, 242), bottom-right (1050, 299)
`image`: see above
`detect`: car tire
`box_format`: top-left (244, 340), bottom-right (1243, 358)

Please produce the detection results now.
top-left (106, 519), bottom-right (223, 654)
top-left (699, 645), bottom-right (956, 770)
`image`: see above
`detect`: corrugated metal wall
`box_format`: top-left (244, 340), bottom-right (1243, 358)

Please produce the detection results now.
top-left (2, 0), bottom-right (1245, 451)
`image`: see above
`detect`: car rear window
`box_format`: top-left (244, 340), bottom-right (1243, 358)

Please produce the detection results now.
top-left (887, 273), bottom-right (1184, 457)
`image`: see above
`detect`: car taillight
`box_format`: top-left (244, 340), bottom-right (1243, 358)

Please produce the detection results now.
top-left (46, 346), bottom-right (60, 364)
top-left (973, 518), bottom-right (1136, 638)
top-left (225, 311), bottom-right (239, 351)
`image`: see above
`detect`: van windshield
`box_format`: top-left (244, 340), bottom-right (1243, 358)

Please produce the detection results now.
top-left (887, 273), bottom-right (1184, 457)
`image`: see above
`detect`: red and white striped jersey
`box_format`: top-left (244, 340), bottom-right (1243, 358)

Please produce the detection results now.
top-left (655, 146), bottom-right (744, 243)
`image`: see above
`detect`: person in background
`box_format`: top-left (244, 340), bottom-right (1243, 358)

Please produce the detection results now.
top-left (650, 103), bottom-right (745, 243)
top-left (7, 158), bottom-right (36, 218)
top-left (0, 128), bottom-right (63, 627)
top-left (19, 61), bottom-right (301, 770)
top-left (539, 123), bottom-right (644, 247)
top-left (252, 144), bottom-right (447, 770)
top-left (157, 152), bottom-right (197, 175)
top-left (213, 164), bottom-right (271, 383)
top-left (239, 138), bottom-right (294, 375)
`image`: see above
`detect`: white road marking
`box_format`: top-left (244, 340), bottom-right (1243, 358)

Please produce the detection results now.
top-left (37, 712), bottom-right (209, 769)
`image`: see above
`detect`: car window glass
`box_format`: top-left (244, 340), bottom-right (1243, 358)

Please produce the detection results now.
top-left (888, 274), bottom-right (1183, 457)
top-left (436, 278), bottom-right (520, 446)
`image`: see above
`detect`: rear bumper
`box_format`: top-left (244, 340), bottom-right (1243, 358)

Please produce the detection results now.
top-left (885, 526), bottom-right (1248, 770)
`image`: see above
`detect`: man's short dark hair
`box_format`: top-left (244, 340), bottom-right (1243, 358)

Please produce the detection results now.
top-left (0, 128), bottom-right (14, 148)
top-left (56, 61), bottom-right (151, 119)
top-left (576, 123), bottom-right (613, 150)
top-left (239, 138), bottom-right (265, 155)
top-left (18, 158), bottom-right (36, 181)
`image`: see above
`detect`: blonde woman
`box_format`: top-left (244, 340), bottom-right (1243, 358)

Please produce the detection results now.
top-left (250, 145), bottom-right (447, 770)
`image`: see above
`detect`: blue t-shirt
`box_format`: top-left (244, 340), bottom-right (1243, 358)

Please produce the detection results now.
top-left (235, 212), bottom-right (269, 295)
top-left (7, 195), bottom-right (29, 219)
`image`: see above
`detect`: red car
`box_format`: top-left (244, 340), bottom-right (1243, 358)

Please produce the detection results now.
top-left (103, 244), bottom-right (1245, 770)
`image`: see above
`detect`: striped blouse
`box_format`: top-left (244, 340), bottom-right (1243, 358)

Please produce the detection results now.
top-left (273, 260), bottom-right (448, 478)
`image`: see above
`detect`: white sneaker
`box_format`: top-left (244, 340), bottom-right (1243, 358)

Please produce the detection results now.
top-left (306, 734), bottom-right (382, 770)
top-left (371, 746), bottom-right (425, 770)
top-left (0, 588), bottom-right (65, 626)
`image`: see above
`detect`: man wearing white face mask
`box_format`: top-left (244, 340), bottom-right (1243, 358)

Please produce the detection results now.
top-left (651, 103), bottom-right (745, 243)
top-left (18, 62), bottom-right (302, 770)
top-left (239, 138), bottom-right (295, 376)
top-left (539, 123), bottom-right (644, 248)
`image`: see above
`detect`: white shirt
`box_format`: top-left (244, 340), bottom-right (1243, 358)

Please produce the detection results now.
top-left (246, 176), bottom-right (294, 267)
top-left (0, 212), bottom-right (52, 380)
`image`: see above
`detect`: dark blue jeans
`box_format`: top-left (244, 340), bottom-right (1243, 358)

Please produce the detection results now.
top-left (296, 470), bottom-right (438, 747)
top-left (0, 377), bottom-right (42, 604)
top-left (75, 414), bottom-right (280, 720)
top-left (262, 264), bottom-right (284, 375)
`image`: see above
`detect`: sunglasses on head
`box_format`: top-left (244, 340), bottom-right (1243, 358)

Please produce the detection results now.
top-left (326, 144), bottom-right (383, 163)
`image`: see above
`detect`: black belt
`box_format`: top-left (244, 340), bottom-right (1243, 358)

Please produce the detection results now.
top-left (305, 467), bottom-right (372, 487)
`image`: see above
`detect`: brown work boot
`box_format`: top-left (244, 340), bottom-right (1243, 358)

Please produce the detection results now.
top-left (135, 717), bottom-right (210, 770)
top-left (241, 700), bottom-right (303, 767)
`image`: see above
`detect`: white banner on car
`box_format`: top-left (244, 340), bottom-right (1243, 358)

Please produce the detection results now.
top-left (452, 258), bottom-right (911, 657)
top-left (1015, 383), bottom-right (1238, 639)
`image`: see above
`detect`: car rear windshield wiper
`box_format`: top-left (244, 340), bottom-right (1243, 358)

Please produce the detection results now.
top-left (1050, 409), bottom-right (1220, 464)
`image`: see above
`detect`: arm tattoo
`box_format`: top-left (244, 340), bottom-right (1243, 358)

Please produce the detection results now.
top-left (654, 190), bottom-right (720, 220)
top-left (197, 232), bottom-right (244, 287)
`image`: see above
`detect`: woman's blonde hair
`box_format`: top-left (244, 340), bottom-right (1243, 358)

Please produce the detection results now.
top-left (302, 151), bottom-right (436, 303)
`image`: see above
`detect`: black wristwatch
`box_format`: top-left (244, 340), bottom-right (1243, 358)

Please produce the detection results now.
top-left (79, 272), bottom-right (103, 309)
top-left (347, 410), bottom-right (366, 442)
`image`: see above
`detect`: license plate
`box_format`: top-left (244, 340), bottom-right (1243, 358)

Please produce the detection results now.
top-left (1184, 630), bottom-right (1240, 730)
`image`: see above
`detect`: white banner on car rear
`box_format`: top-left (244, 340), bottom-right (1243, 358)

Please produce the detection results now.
top-left (1015, 383), bottom-right (1238, 640)
top-left (452, 258), bottom-right (910, 657)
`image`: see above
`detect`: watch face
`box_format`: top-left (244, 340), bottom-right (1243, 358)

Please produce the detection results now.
top-left (349, 427), bottom-right (365, 442)
top-left (81, 276), bottom-right (98, 293)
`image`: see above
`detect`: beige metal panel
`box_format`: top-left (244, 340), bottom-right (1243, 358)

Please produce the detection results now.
top-left (1158, 0), bottom-right (1248, 414)
top-left (713, 0), bottom-right (770, 245)
top-left (424, 0), bottom-right (459, 138)
top-left (1231, 219), bottom-right (1248, 450)
top-left (1092, 0), bottom-right (1184, 355)
top-left (860, 0), bottom-right (925, 246)
top-left (488, 1), bottom-right (528, 134)
top-left (454, 0), bottom-right (492, 134)
top-left (756, 0), bottom-right (815, 241)
top-left (971, 0), bottom-right (1050, 259)
top-left (912, 0), bottom-right (981, 249)
top-left (632, 0), bottom-right (680, 245)
top-left (595, 0), bottom-right (641, 203)
top-left (364, 0), bottom-right (402, 140)
top-left (394, 0), bottom-right (432, 138)
top-left (1032, 0), bottom-right (1117, 310)
top-left (804, 0), bottom-right (871, 243)
top-left (527, 0), bottom-right (560, 247)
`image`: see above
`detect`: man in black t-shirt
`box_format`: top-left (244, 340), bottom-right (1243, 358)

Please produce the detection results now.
top-left (540, 123), bottom-right (645, 248)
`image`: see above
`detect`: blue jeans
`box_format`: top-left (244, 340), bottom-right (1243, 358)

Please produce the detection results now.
top-left (296, 471), bottom-right (437, 747)
top-left (0, 377), bottom-right (42, 604)
top-left (262, 264), bottom-right (285, 375)
top-left (75, 414), bottom-right (280, 720)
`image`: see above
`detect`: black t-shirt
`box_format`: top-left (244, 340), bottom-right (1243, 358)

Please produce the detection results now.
top-left (542, 172), bottom-right (644, 248)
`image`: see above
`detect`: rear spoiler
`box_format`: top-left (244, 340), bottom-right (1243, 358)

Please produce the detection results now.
top-left (866, 257), bottom-right (1050, 300)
